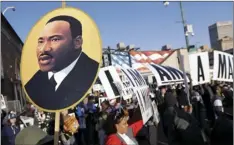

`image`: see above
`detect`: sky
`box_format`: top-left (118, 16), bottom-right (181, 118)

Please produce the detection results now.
top-left (1, 1), bottom-right (233, 50)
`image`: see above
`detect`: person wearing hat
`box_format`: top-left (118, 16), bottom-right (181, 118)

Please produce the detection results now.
top-left (210, 91), bottom-right (233, 145)
top-left (2, 112), bottom-right (20, 145)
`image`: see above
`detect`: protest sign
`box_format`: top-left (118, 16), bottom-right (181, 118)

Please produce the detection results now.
top-left (99, 66), bottom-right (135, 100)
top-left (114, 80), bottom-right (133, 100)
top-left (145, 64), bottom-right (189, 86)
top-left (1, 94), bottom-right (7, 109)
top-left (120, 68), bottom-right (153, 124)
top-left (20, 7), bottom-right (102, 112)
top-left (151, 101), bottom-right (160, 125)
top-left (189, 52), bottom-right (210, 86)
top-left (98, 97), bottom-right (108, 108)
top-left (98, 66), bottom-right (122, 100)
top-left (213, 51), bottom-right (233, 82)
top-left (20, 4), bottom-right (102, 145)
top-left (93, 84), bottom-right (102, 92)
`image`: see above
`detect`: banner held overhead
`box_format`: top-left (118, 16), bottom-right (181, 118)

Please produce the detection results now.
top-left (145, 64), bottom-right (189, 86)
top-left (189, 52), bottom-right (210, 86)
top-left (213, 50), bottom-right (233, 82)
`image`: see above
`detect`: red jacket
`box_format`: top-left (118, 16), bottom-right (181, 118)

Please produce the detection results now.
top-left (105, 120), bottom-right (143, 145)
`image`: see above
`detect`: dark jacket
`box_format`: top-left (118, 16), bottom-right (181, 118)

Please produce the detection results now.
top-left (201, 84), bottom-right (216, 126)
top-left (1, 125), bottom-right (20, 145)
top-left (210, 113), bottom-right (233, 145)
top-left (191, 91), bottom-right (209, 134)
top-left (162, 106), bottom-right (206, 145)
top-left (25, 52), bottom-right (99, 110)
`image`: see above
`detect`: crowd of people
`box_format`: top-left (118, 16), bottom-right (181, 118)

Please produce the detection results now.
top-left (1, 82), bottom-right (233, 145)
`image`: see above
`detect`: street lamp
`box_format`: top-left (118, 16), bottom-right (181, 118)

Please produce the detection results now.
top-left (163, 1), bottom-right (169, 7)
top-left (2, 6), bottom-right (16, 15)
top-left (163, 2), bottom-right (192, 105)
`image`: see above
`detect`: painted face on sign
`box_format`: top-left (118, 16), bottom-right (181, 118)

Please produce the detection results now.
top-left (37, 20), bottom-right (82, 73)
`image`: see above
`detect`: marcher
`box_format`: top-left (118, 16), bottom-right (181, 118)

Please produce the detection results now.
top-left (86, 96), bottom-right (99, 145)
top-left (162, 92), bottom-right (206, 145)
top-left (210, 111), bottom-right (233, 145)
top-left (75, 103), bottom-right (88, 145)
top-left (1, 112), bottom-right (20, 145)
top-left (104, 107), bottom-right (143, 145)
top-left (96, 100), bottom-right (113, 145)
top-left (60, 110), bottom-right (79, 145)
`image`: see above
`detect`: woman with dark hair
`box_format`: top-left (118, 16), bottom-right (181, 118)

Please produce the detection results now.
top-left (103, 107), bottom-right (143, 145)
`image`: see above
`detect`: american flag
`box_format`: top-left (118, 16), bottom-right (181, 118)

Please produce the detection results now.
top-left (109, 50), bottom-right (175, 71)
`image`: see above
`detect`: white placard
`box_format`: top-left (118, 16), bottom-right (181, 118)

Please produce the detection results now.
top-left (151, 101), bottom-right (160, 125)
top-left (213, 51), bottom-right (233, 82)
top-left (114, 81), bottom-right (133, 100)
top-left (145, 64), bottom-right (189, 86)
top-left (98, 97), bottom-right (108, 108)
top-left (1, 94), bottom-right (6, 109)
top-left (98, 66), bottom-right (122, 100)
top-left (189, 52), bottom-right (210, 86)
top-left (99, 66), bottom-right (134, 100)
top-left (93, 84), bottom-right (102, 92)
top-left (120, 68), bottom-right (153, 124)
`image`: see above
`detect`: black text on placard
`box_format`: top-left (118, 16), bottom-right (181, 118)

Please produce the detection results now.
top-left (217, 54), bottom-right (233, 80)
top-left (228, 56), bottom-right (233, 79)
top-left (104, 70), bottom-right (120, 96)
top-left (151, 65), bottom-right (172, 81)
top-left (197, 56), bottom-right (205, 82)
top-left (163, 66), bottom-right (184, 80)
top-left (126, 69), bottom-right (146, 86)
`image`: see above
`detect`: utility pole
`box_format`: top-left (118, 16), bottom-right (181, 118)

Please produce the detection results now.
top-left (163, 1), bottom-right (190, 51)
top-left (128, 50), bottom-right (132, 67)
top-left (163, 1), bottom-right (191, 105)
top-left (179, 2), bottom-right (190, 51)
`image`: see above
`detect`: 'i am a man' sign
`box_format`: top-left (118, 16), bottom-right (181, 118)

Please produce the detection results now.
top-left (145, 64), bottom-right (189, 86)
top-left (213, 51), bottom-right (233, 82)
top-left (189, 52), bottom-right (210, 86)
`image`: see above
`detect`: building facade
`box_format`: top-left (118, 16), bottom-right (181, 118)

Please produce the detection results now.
top-left (216, 36), bottom-right (233, 51)
top-left (209, 21), bottom-right (233, 50)
top-left (1, 13), bottom-right (26, 111)
top-left (161, 48), bottom-right (190, 73)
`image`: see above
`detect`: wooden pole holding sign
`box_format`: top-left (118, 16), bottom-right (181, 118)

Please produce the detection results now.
top-left (54, 112), bottom-right (60, 145)
top-left (62, 0), bottom-right (66, 8)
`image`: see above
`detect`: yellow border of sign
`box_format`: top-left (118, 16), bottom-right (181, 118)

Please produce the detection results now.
top-left (20, 6), bottom-right (102, 113)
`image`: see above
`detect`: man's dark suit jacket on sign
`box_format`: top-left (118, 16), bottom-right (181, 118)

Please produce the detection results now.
top-left (25, 52), bottom-right (99, 110)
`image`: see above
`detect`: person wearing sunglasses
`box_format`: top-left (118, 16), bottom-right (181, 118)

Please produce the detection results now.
top-left (103, 107), bottom-right (143, 145)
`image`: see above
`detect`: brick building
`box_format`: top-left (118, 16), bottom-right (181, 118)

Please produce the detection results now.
top-left (1, 13), bottom-right (26, 111)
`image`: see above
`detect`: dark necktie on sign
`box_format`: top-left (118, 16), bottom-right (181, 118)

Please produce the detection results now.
top-left (49, 75), bottom-right (57, 89)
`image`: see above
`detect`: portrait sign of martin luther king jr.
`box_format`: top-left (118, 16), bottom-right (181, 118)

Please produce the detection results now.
top-left (21, 8), bottom-right (102, 112)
